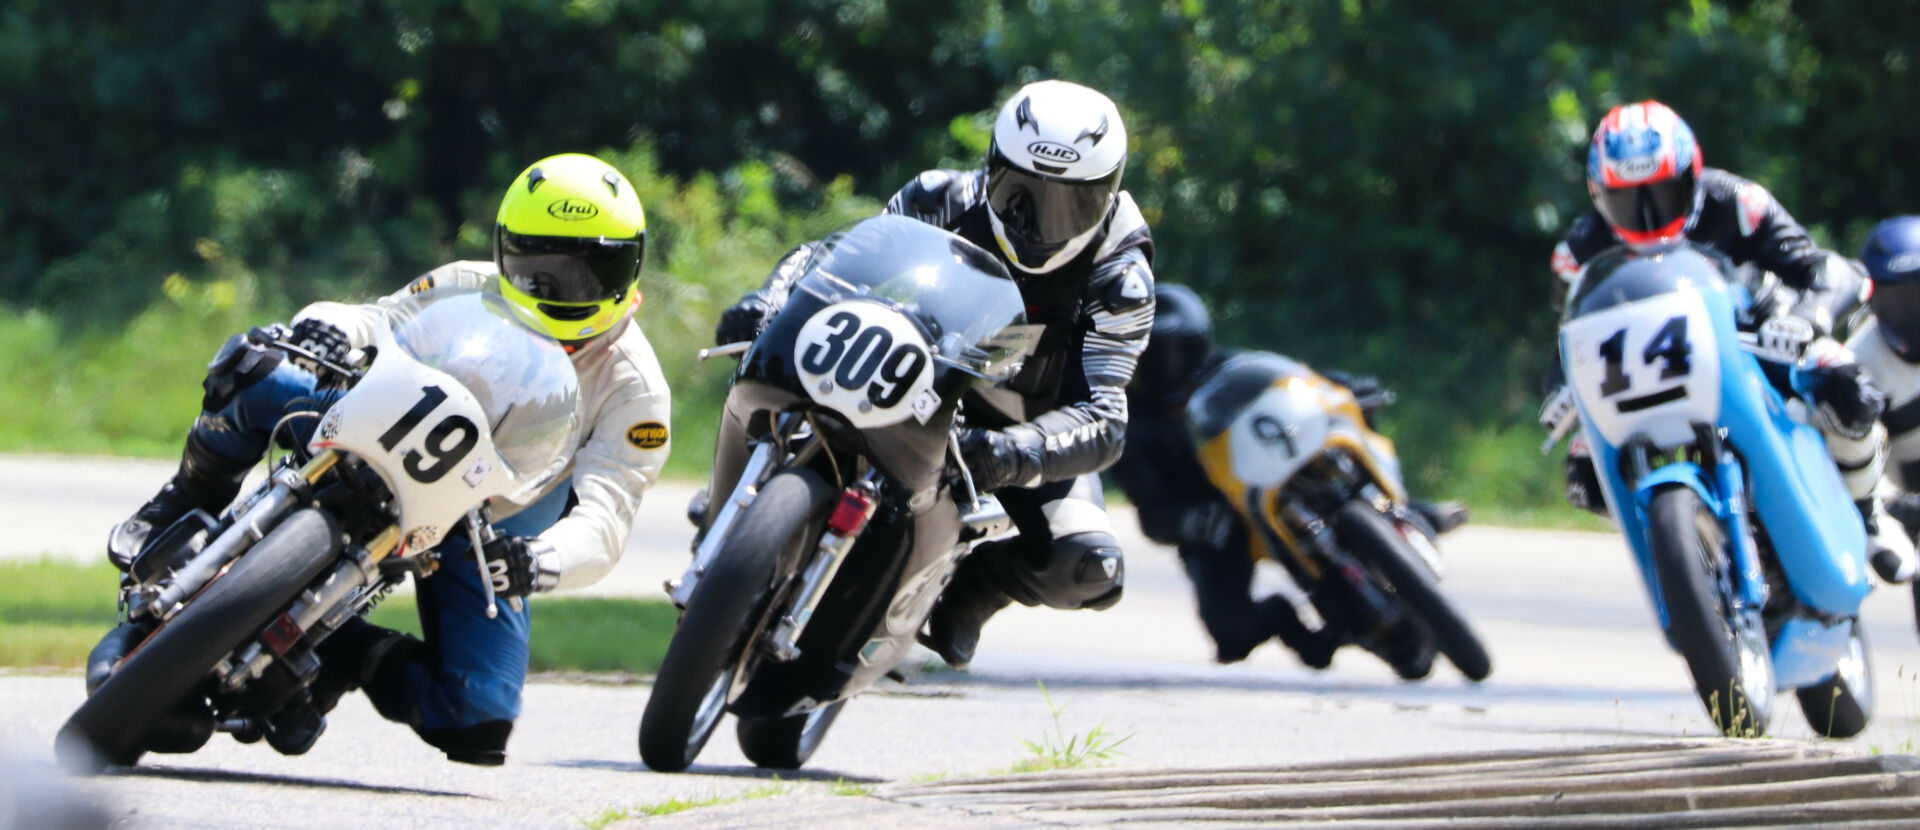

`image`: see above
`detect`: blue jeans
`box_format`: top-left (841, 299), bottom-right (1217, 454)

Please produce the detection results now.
top-left (202, 363), bottom-right (570, 737)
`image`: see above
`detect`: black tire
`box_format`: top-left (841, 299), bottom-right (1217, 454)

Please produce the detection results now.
top-left (639, 468), bottom-right (834, 773)
top-left (1797, 624), bottom-right (1873, 739)
top-left (737, 699), bottom-right (847, 770)
top-left (1334, 501), bottom-right (1492, 682)
top-left (56, 509), bottom-right (341, 773)
top-left (1646, 485), bottom-right (1772, 737)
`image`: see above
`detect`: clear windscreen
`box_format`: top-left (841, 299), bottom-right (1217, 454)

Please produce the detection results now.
top-left (790, 215), bottom-right (1036, 381)
top-left (385, 288), bottom-right (580, 493)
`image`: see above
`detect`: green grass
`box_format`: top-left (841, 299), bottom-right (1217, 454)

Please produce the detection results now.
top-left (1008, 681), bottom-right (1132, 774)
top-left (0, 558), bottom-right (678, 674)
top-left (581, 782), bottom-right (794, 828)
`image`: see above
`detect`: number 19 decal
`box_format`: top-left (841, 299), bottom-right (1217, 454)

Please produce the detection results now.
top-left (376, 385), bottom-right (479, 483)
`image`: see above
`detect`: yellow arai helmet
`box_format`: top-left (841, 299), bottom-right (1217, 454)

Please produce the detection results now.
top-left (494, 153), bottom-right (647, 347)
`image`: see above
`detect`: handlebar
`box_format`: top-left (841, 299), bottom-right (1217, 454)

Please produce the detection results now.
top-left (697, 341), bottom-right (752, 362)
top-left (264, 338), bottom-right (365, 384)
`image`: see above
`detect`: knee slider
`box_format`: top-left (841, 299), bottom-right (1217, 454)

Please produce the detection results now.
top-left (1030, 533), bottom-right (1124, 610)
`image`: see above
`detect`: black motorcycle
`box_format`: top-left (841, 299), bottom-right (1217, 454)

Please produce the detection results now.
top-left (639, 215), bottom-right (1035, 772)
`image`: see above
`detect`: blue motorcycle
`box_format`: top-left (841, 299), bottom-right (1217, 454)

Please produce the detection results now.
top-left (1544, 245), bottom-right (1874, 737)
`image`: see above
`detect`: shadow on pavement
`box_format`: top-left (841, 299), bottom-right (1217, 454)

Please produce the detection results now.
top-left (120, 765), bottom-right (476, 799)
top-left (547, 758), bottom-right (883, 784)
top-left (918, 667), bottom-right (1697, 709)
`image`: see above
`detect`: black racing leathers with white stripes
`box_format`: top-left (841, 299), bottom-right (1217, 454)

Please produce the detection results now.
top-left (753, 169), bottom-right (1157, 486)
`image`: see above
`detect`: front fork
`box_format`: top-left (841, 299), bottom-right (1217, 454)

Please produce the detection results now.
top-left (1620, 426), bottom-right (1771, 612)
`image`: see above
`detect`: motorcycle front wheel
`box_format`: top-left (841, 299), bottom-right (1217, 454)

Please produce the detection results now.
top-left (55, 509), bottom-right (341, 773)
top-left (736, 699), bottom-right (848, 770)
top-left (639, 467), bottom-right (834, 772)
top-left (1334, 501), bottom-right (1492, 682)
top-left (1647, 484), bottom-right (1774, 737)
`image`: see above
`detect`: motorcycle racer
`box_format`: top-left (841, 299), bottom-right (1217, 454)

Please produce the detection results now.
top-left (714, 80), bottom-right (1153, 668)
top-left (1113, 284), bottom-right (1464, 673)
top-left (1547, 101), bottom-right (1912, 584)
top-left (104, 153), bottom-right (672, 765)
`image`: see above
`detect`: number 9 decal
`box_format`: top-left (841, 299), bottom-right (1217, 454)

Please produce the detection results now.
top-left (794, 302), bottom-right (936, 427)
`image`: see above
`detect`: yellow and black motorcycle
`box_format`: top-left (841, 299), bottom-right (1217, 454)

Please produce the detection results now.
top-left (1190, 352), bottom-right (1491, 681)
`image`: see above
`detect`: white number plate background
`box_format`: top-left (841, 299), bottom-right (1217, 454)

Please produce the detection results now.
top-left (794, 301), bottom-right (936, 429)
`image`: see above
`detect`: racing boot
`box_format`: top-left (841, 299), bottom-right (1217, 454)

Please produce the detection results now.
top-left (920, 548), bottom-right (1013, 669)
top-left (264, 690), bottom-right (326, 756)
top-left (1860, 498), bottom-right (1916, 585)
top-left (1258, 596), bottom-right (1338, 669)
top-left (1383, 621), bottom-right (1437, 681)
top-left (1409, 499), bottom-right (1469, 536)
top-left (107, 431), bottom-right (251, 570)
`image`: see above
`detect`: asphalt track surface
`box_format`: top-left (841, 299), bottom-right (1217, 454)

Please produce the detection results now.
top-left (5, 455), bottom-right (1920, 828)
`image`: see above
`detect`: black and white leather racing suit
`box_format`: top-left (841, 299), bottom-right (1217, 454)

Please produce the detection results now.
top-left (1552, 168), bottom-right (1885, 512)
top-left (736, 169), bottom-right (1155, 654)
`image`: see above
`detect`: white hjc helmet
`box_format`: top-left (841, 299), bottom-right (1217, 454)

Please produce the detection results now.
top-left (985, 80), bottom-right (1128, 274)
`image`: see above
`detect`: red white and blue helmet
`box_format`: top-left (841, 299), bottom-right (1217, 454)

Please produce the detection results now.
top-left (1587, 101), bottom-right (1704, 248)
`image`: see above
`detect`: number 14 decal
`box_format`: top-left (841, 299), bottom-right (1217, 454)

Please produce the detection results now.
top-left (1597, 315), bottom-right (1691, 398)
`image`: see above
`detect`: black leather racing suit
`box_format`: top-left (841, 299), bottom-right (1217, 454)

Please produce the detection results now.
top-left (1552, 168), bottom-right (1865, 332)
top-left (748, 168), bottom-right (1156, 614)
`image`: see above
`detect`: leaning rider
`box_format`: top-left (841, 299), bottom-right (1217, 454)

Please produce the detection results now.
top-left (714, 80), bottom-right (1155, 668)
top-left (1550, 100), bottom-right (1913, 584)
top-left (1112, 283), bottom-right (1465, 674)
top-left (106, 153), bottom-right (673, 764)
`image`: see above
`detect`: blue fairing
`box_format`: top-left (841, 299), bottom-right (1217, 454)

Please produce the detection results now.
top-left (1563, 246), bottom-right (1870, 689)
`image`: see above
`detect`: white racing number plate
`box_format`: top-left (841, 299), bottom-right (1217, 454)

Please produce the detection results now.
top-left (1561, 291), bottom-right (1721, 448)
top-left (794, 301), bottom-right (936, 429)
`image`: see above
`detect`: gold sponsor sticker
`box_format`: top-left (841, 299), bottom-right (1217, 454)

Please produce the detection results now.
top-left (626, 421), bottom-right (669, 450)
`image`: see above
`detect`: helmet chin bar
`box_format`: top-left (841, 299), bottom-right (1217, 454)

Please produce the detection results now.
top-left (988, 206), bottom-right (1106, 274)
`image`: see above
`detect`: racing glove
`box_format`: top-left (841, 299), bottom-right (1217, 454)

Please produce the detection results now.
top-left (482, 535), bottom-right (562, 600)
top-left (1801, 340), bottom-right (1886, 442)
top-left (286, 318), bottom-right (352, 377)
top-left (714, 292), bottom-right (774, 346)
top-left (957, 426), bottom-right (1043, 494)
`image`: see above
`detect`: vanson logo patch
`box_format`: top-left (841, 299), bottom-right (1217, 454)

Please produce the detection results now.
top-left (626, 421), bottom-right (669, 450)
top-left (548, 198), bottom-right (601, 220)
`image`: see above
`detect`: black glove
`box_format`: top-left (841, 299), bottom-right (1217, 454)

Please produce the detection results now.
top-left (201, 326), bottom-right (289, 412)
top-left (958, 427), bottom-right (1039, 494)
top-left (482, 535), bottom-right (559, 600)
top-left (714, 293), bottom-right (773, 346)
top-left (1175, 500), bottom-right (1236, 550)
top-left (287, 318), bottom-right (352, 377)
top-left (1804, 361), bottom-right (1886, 441)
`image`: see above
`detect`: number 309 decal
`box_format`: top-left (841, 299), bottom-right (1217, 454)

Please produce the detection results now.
top-left (795, 302), bottom-right (935, 427)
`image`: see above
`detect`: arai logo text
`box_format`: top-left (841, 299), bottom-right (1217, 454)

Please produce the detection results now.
top-left (547, 198), bottom-right (600, 220)
top-left (1027, 141), bottom-right (1081, 164)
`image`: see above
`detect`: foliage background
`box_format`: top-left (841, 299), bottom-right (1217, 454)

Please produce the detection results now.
top-left (6, 0), bottom-right (1918, 516)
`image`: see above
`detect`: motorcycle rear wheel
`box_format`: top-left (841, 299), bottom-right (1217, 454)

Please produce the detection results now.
top-left (1647, 484), bottom-right (1773, 737)
top-left (639, 467), bottom-right (833, 773)
top-left (55, 509), bottom-right (341, 773)
top-left (736, 699), bottom-right (848, 770)
top-left (1334, 501), bottom-right (1492, 682)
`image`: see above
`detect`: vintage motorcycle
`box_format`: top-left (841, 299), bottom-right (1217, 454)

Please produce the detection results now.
top-left (639, 215), bottom-right (1035, 772)
top-left (1543, 244), bottom-right (1875, 737)
top-left (1185, 352), bottom-right (1491, 681)
top-left (56, 288), bottom-right (579, 772)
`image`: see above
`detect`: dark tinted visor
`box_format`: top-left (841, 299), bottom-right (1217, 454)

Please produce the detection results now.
top-left (986, 159), bottom-right (1119, 246)
top-left (1594, 168), bottom-right (1696, 235)
top-left (1873, 283), bottom-right (1920, 357)
top-left (498, 230), bottom-right (644, 303)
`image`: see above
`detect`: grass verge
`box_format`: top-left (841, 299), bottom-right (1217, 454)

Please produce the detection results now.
top-left (0, 558), bottom-right (678, 675)
top-left (582, 782), bottom-right (794, 829)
